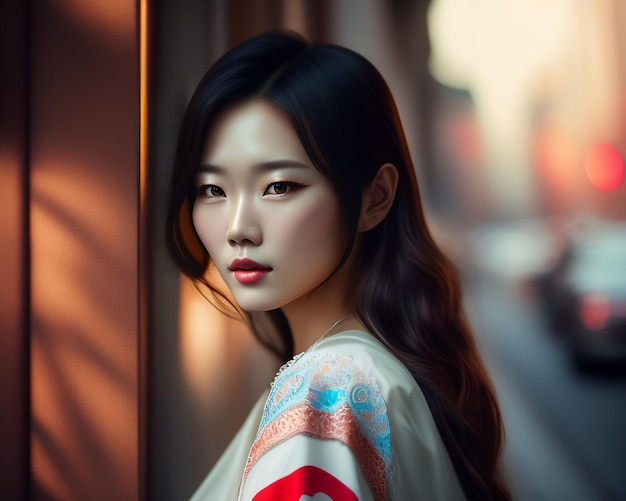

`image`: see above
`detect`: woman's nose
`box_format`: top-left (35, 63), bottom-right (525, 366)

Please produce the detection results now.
top-left (226, 196), bottom-right (262, 246)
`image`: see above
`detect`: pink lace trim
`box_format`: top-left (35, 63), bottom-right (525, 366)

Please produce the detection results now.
top-left (243, 401), bottom-right (389, 500)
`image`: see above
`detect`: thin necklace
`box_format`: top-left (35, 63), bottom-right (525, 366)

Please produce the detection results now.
top-left (269, 314), bottom-right (351, 388)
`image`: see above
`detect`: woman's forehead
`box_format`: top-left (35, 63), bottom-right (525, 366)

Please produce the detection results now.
top-left (199, 100), bottom-right (318, 178)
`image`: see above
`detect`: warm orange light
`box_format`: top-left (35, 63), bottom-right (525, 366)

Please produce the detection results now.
top-left (178, 276), bottom-right (229, 399)
top-left (139, 0), bottom-right (149, 496)
top-left (584, 143), bottom-right (625, 191)
top-left (140, 0), bottom-right (148, 208)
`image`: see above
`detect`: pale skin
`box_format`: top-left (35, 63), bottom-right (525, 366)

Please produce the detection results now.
top-left (193, 99), bottom-right (398, 354)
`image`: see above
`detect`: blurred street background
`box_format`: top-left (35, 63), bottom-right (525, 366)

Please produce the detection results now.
top-left (426, 2), bottom-right (626, 499)
top-left (463, 243), bottom-right (626, 501)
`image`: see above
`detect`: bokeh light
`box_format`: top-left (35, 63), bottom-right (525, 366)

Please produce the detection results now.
top-left (580, 292), bottom-right (610, 331)
top-left (584, 143), bottom-right (625, 191)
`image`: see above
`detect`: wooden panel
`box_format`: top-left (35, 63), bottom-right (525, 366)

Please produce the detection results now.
top-left (29, 1), bottom-right (140, 499)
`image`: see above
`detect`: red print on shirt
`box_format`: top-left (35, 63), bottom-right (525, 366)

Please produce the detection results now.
top-left (252, 465), bottom-right (358, 501)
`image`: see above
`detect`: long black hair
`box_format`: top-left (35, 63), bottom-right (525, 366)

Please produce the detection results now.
top-left (166, 31), bottom-right (510, 500)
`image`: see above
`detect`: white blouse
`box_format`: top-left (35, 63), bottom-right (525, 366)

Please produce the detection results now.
top-left (190, 330), bottom-right (466, 500)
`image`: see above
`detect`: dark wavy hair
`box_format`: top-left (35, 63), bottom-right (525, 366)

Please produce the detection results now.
top-left (166, 31), bottom-right (510, 500)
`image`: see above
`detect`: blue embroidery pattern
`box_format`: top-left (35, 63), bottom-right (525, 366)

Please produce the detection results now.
top-left (258, 349), bottom-right (393, 469)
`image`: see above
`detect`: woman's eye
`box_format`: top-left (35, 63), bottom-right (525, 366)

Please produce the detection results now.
top-left (198, 184), bottom-right (225, 198)
top-left (264, 182), bottom-right (301, 196)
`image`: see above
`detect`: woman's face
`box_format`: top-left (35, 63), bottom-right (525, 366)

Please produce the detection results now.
top-left (193, 100), bottom-right (347, 312)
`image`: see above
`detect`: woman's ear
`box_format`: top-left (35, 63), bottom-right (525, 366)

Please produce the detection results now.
top-left (358, 163), bottom-right (398, 232)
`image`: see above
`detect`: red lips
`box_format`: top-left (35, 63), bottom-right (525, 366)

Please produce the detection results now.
top-left (229, 258), bottom-right (272, 285)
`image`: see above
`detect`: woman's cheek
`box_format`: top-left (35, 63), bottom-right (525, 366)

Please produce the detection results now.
top-left (275, 199), bottom-right (342, 255)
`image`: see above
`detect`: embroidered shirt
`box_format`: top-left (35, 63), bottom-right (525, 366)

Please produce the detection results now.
top-left (191, 330), bottom-right (466, 501)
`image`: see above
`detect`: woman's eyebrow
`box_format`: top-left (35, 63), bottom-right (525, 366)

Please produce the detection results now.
top-left (198, 159), bottom-right (311, 174)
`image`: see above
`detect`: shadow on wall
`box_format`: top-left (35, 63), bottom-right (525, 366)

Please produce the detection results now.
top-left (29, 1), bottom-right (140, 499)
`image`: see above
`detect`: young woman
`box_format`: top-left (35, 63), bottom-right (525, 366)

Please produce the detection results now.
top-left (166, 31), bottom-right (510, 500)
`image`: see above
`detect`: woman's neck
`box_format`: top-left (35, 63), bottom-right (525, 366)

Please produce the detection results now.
top-left (281, 284), bottom-right (364, 354)
top-left (282, 254), bottom-right (364, 354)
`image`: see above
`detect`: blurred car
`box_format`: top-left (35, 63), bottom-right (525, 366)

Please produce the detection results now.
top-left (535, 219), bottom-right (626, 371)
